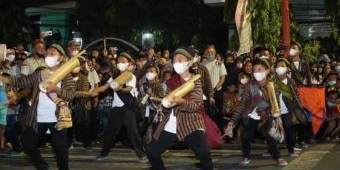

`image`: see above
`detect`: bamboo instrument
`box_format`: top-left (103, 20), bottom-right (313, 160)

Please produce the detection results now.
top-left (0, 44), bottom-right (6, 63)
top-left (162, 74), bottom-right (201, 108)
top-left (109, 71), bottom-right (133, 90)
top-left (39, 50), bottom-right (86, 93)
top-left (266, 81), bottom-right (281, 117)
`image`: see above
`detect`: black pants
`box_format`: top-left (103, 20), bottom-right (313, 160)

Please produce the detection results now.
top-left (281, 113), bottom-right (296, 153)
top-left (100, 106), bottom-right (145, 158)
top-left (146, 130), bottom-right (213, 170)
top-left (21, 123), bottom-right (69, 170)
top-left (242, 118), bottom-right (281, 160)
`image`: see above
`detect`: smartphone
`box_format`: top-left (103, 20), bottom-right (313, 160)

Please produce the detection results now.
top-left (42, 31), bottom-right (53, 36)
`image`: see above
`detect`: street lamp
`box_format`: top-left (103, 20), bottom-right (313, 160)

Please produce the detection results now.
top-left (142, 33), bottom-right (154, 50)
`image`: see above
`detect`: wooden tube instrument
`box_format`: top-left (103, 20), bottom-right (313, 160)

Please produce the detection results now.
top-left (39, 50), bottom-right (85, 93)
top-left (109, 71), bottom-right (133, 90)
top-left (266, 81), bottom-right (281, 117)
top-left (162, 74), bottom-right (201, 108)
top-left (0, 44), bottom-right (6, 63)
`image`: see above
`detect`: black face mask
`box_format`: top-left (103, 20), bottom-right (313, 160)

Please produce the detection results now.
top-left (225, 62), bottom-right (234, 68)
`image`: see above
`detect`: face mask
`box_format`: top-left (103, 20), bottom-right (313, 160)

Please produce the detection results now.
top-left (207, 55), bottom-right (215, 61)
top-left (289, 48), bottom-right (298, 56)
top-left (328, 80), bottom-right (336, 86)
top-left (318, 68), bottom-right (323, 73)
top-left (113, 54), bottom-right (117, 59)
top-left (73, 77), bottom-right (79, 81)
top-left (312, 68), bottom-right (317, 72)
top-left (117, 62), bottom-right (129, 72)
top-left (253, 71), bottom-right (267, 81)
top-left (72, 67), bottom-right (81, 74)
top-left (45, 55), bottom-right (60, 68)
top-left (240, 78), bottom-right (249, 84)
top-left (146, 72), bottom-right (157, 81)
top-left (260, 55), bottom-right (268, 59)
top-left (193, 56), bottom-right (199, 63)
top-left (6, 54), bottom-right (15, 62)
top-left (327, 101), bottom-right (336, 107)
top-left (173, 62), bottom-right (188, 74)
top-left (335, 66), bottom-right (340, 72)
top-left (71, 50), bottom-right (79, 57)
top-left (276, 67), bottom-right (287, 75)
top-left (236, 63), bottom-right (243, 68)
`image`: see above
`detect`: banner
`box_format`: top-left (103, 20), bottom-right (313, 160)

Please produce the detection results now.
top-left (235, 0), bottom-right (253, 55)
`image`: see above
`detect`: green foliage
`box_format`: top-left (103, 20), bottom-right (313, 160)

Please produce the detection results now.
top-left (325, 0), bottom-right (340, 47)
top-left (248, 0), bottom-right (281, 53)
top-left (223, 0), bottom-right (238, 22)
top-left (302, 40), bottom-right (320, 63)
top-left (229, 31), bottom-right (240, 51)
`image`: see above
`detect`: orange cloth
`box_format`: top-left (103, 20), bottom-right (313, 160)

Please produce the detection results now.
top-left (297, 87), bottom-right (326, 135)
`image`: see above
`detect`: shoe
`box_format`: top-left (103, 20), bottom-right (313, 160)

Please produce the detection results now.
top-left (84, 146), bottom-right (93, 152)
top-left (96, 154), bottom-right (109, 161)
top-left (138, 156), bottom-right (148, 163)
top-left (262, 151), bottom-right (271, 157)
top-left (69, 144), bottom-right (74, 150)
top-left (277, 158), bottom-right (288, 166)
top-left (289, 150), bottom-right (300, 157)
top-left (299, 142), bottom-right (309, 148)
top-left (294, 147), bottom-right (302, 151)
top-left (239, 157), bottom-right (250, 165)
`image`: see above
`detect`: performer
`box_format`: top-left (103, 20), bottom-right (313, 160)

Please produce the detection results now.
top-left (273, 58), bottom-right (301, 157)
top-left (146, 47), bottom-right (214, 170)
top-left (223, 58), bottom-right (288, 166)
top-left (0, 44), bottom-right (75, 170)
top-left (94, 52), bottom-right (147, 162)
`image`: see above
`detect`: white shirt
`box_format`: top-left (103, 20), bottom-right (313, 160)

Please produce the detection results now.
top-left (37, 83), bottom-right (61, 123)
top-left (108, 74), bottom-right (138, 108)
top-left (164, 109), bottom-right (177, 134)
top-left (204, 60), bottom-right (227, 88)
top-left (279, 79), bottom-right (289, 114)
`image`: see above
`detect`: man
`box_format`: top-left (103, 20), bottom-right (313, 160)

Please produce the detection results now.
top-left (21, 39), bottom-right (46, 76)
top-left (288, 42), bottom-right (312, 85)
top-left (0, 44), bottom-right (76, 170)
top-left (203, 45), bottom-right (227, 116)
top-left (67, 40), bottom-right (81, 58)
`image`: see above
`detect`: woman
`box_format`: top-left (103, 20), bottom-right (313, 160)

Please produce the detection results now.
top-left (146, 47), bottom-right (214, 170)
top-left (0, 44), bottom-right (75, 170)
top-left (223, 58), bottom-right (288, 166)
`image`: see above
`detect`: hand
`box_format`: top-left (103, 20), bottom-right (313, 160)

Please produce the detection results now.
top-left (209, 97), bottom-right (215, 105)
top-left (103, 49), bottom-right (108, 57)
top-left (45, 82), bottom-right (60, 93)
top-left (147, 88), bottom-right (153, 96)
top-left (169, 98), bottom-right (186, 106)
top-left (90, 91), bottom-right (99, 97)
top-left (222, 122), bottom-right (234, 139)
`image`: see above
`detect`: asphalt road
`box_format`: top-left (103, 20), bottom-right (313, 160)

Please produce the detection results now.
top-left (1, 142), bottom-right (339, 170)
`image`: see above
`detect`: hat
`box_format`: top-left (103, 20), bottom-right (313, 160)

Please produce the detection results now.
top-left (50, 44), bottom-right (66, 56)
top-left (276, 57), bottom-right (290, 67)
top-left (174, 47), bottom-right (195, 60)
top-left (68, 40), bottom-right (80, 47)
top-left (119, 52), bottom-right (135, 63)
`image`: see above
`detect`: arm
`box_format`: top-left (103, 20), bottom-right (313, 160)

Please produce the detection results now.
top-left (203, 66), bottom-right (214, 99)
top-left (229, 85), bottom-right (251, 125)
top-left (57, 74), bottom-right (76, 101)
top-left (74, 75), bottom-right (91, 99)
top-left (2, 71), bottom-right (39, 89)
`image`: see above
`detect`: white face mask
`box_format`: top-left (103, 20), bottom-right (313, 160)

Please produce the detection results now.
top-left (73, 76), bottom-right (79, 81)
top-left (275, 67), bottom-right (287, 75)
top-left (117, 62), bottom-right (129, 72)
top-left (146, 72), bottom-right (157, 81)
top-left (335, 66), bottom-right (340, 72)
top-left (289, 48), bottom-right (298, 56)
top-left (173, 62), bottom-right (189, 74)
top-left (113, 54), bottom-right (117, 59)
top-left (6, 54), bottom-right (15, 62)
top-left (236, 63), bottom-right (243, 68)
top-left (260, 55), bottom-right (268, 59)
top-left (71, 50), bottom-right (79, 57)
top-left (253, 71), bottom-right (267, 81)
top-left (240, 78), bottom-right (249, 84)
top-left (45, 55), bottom-right (60, 68)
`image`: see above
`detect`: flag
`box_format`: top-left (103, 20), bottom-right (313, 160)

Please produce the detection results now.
top-left (235, 0), bottom-right (253, 55)
top-left (297, 87), bottom-right (326, 135)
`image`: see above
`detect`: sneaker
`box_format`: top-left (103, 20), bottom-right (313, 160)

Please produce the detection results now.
top-left (96, 154), bottom-right (109, 161)
top-left (289, 150), bottom-right (300, 157)
top-left (299, 142), bottom-right (309, 148)
top-left (294, 147), bottom-right (302, 151)
top-left (239, 157), bottom-right (250, 165)
top-left (277, 158), bottom-right (288, 166)
top-left (84, 146), bottom-right (93, 152)
top-left (262, 151), bottom-right (271, 157)
top-left (138, 156), bottom-right (148, 163)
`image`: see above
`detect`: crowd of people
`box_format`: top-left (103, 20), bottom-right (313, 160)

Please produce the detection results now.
top-left (0, 36), bottom-right (339, 170)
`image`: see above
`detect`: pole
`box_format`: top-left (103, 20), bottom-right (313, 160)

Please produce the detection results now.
top-left (281, 0), bottom-right (290, 58)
